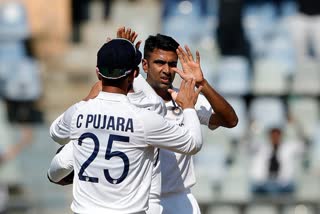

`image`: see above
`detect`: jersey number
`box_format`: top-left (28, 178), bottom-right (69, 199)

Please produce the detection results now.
top-left (78, 132), bottom-right (130, 184)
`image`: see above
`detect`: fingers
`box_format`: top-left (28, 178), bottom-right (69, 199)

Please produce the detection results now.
top-left (190, 78), bottom-right (196, 89)
top-left (125, 28), bottom-right (130, 39)
top-left (135, 40), bottom-right (142, 50)
top-left (185, 45), bottom-right (194, 62)
top-left (106, 37), bottom-right (112, 42)
top-left (176, 47), bottom-right (183, 63)
top-left (179, 79), bottom-right (186, 91)
top-left (171, 67), bottom-right (186, 79)
top-left (179, 78), bottom-right (193, 89)
top-left (177, 45), bottom-right (196, 63)
top-left (117, 26), bottom-right (125, 38)
top-left (168, 89), bottom-right (178, 101)
top-left (177, 46), bottom-right (188, 63)
top-left (180, 78), bottom-right (200, 92)
top-left (196, 50), bottom-right (200, 64)
top-left (116, 26), bottom-right (138, 43)
top-left (195, 85), bottom-right (203, 96)
top-left (131, 33), bottom-right (138, 43)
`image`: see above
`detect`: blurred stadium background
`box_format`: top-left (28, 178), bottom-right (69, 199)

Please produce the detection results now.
top-left (0, 0), bottom-right (319, 213)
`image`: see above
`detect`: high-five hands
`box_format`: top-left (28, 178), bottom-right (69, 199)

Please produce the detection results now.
top-left (172, 46), bottom-right (205, 87)
top-left (83, 81), bottom-right (102, 101)
top-left (116, 26), bottom-right (142, 50)
top-left (105, 26), bottom-right (142, 50)
top-left (168, 79), bottom-right (203, 109)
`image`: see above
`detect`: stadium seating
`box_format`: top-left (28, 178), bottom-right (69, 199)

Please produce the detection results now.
top-left (0, 1), bottom-right (29, 40)
top-left (249, 97), bottom-right (287, 131)
top-left (252, 58), bottom-right (289, 95)
top-left (2, 58), bottom-right (42, 101)
top-left (291, 61), bottom-right (320, 95)
top-left (288, 97), bottom-right (319, 140)
top-left (216, 56), bottom-right (250, 96)
top-left (224, 96), bottom-right (248, 140)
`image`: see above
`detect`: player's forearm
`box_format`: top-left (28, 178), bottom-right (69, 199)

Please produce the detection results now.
top-left (182, 108), bottom-right (203, 154)
top-left (201, 79), bottom-right (238, 128)
top-left (145, 110), bottom-right (202, 155)
top-left (47, 156), bottom-right (74, 182)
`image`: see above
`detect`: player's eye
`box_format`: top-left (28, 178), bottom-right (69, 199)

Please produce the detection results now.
top-left (154, 60), bottom-right (166, 65)
top-left (168, 62), bottom-right (177, 67)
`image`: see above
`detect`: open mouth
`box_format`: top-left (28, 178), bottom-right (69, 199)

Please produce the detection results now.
top-left (160, 76), bottom-right (170, 84)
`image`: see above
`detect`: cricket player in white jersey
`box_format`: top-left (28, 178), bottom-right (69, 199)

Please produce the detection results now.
top-left (47, 76), bottom-right (166, 185)
top-left (49, 38), bottom-right (204, 214)
top-left (133, 34), bottom-right (239, 214)
top-left (48, 28), bottom-right (166, 187)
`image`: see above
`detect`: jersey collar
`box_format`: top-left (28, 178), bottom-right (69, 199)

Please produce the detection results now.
top-left (96, 91), bottom-right (130, 103)
top-left (127, 90), bottom-right (144, 99)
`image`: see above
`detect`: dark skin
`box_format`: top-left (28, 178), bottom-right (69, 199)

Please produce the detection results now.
top-left (49, 30), bottom-right (203, 186)
top-left (143, 49), bottom-right (178, 102)
top-left (143, 45), bottom-right (238, 129)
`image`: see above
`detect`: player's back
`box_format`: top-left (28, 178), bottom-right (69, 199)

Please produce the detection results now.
top-left (70, 92), bottom-right (155, 214)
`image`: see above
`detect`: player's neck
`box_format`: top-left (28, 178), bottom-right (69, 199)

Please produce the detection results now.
top-left (102, 86), bottom-right (127, 95)
top-left (155, 89), bottom-right (172, 102)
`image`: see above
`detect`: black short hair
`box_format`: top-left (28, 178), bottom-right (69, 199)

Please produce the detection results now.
top-left (144, 34), bottom-right (179, 59)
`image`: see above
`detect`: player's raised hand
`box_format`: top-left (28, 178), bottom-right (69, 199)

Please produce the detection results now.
top-left (169, 79), bottom-right (203, 109)
top-left (172, 45), bottom-right (204, 86)
top-left (83, 80), bottom-right (102, 101)
top-left (116, 26), bottom-right (142, 50)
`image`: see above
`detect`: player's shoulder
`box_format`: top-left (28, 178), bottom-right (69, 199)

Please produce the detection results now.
top-left (144, 91), bottom-right (162, 104)
top-left (60, 101), bottom-right (88, 123)
top-left (128, 90), bottom-right (166, 116)
top-left (131, 104), bottom-right (165, 123)
top-left (67, 100), bottom-right (87, 113)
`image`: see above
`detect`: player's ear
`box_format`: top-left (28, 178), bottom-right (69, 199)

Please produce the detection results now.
top-left (142, 59), bottom-right (148, 74)
top-left (96, 67), bottom-right (102, 80)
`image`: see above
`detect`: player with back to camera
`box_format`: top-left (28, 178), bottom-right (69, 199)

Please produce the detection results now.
top-left (47, 28), bottom-right (167, 187)
top-left (47, 28), bottom-right (167, 186)
top-left (48, 36), bottom-right (204, 213)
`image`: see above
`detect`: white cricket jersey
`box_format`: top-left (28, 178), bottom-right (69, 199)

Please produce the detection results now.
top-left (49, 92), bottom-right (202, 214)
top-left (132, 76), bottom-right (213, 195)
top-left (160, 93), bottom-right (212, 195)
top-left (48, 89), bottom-right (165, 201)
top-left (128, 89), bottom-right (165, 201)
top-left (127, 90), bottom-right (166, 117)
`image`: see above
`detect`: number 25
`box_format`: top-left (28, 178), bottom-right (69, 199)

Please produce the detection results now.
top-left (78, 133), bottom-right (130, 184)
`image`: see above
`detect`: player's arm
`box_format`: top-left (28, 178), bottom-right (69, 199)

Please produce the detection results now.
top-left (82, 80), bottom-right (102, 101)
top-left (50, 81), bottom-right (102, 144)
top-left (173, 45), bottom-right (238, 129)
top-left (198, 79), bottom-right (238, 130)
top-left (47, 143), bottom-right (74, 186)
top-left (144, 79), bottom-right (203, 155)
top-left (49, 102), bottom-right (82, 145)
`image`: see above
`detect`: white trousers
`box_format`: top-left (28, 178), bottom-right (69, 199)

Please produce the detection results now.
top-left (159, 190), bottom-right (201, 214)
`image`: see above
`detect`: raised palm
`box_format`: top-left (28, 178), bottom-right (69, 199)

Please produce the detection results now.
top-left (173, 45), bottom-right (204, 86)
top-left (105, 26), bottom-right (142, 50)
top-left (116, 26), bottom-right (142, 50)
